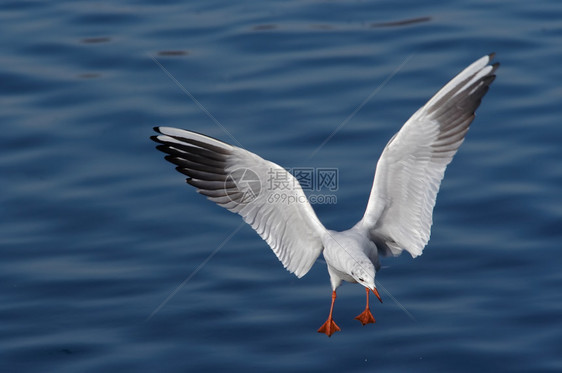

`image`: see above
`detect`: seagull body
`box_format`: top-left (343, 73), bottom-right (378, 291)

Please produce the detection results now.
top-left (152, 54), bottom-right (498, 336)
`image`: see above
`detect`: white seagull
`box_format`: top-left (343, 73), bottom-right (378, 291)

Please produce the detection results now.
top-left (152, 54), bottom-right (498, 337)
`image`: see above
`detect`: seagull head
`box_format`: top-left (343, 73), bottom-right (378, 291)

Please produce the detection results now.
top-left (350, 260), bottom-right (383, 303)
top-left (350, 260), bottom-right (376, 290)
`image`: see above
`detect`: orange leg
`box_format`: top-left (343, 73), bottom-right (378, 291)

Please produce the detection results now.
top-left (317, 290), bottom-right (341, 337)
top-left (355, 287), bottom-right (376, 325)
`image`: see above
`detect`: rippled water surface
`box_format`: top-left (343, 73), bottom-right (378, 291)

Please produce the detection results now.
top-left (1, 1), bottom-right (561, 372)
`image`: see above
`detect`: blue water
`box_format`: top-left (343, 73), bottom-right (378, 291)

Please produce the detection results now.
top-left (1, 0), bottom-right (561, 372)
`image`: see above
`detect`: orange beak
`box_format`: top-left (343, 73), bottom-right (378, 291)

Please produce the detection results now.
top-left (371, 288), bottom-right (383, 303)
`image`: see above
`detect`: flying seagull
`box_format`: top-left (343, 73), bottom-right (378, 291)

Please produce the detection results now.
top-left (151, 54), bottom-right (498, 337)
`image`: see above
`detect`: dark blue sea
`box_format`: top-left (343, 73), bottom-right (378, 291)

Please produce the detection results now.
top-left (1, 1), bottom-right (561, 372)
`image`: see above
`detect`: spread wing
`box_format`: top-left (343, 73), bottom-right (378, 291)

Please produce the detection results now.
top-left (152, 127), bottom-right (328, 277)
top-left (358, 54), bottom-right (499, 257)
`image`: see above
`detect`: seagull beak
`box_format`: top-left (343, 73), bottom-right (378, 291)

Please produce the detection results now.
top-left (371, 288), bottom-right (383, 303)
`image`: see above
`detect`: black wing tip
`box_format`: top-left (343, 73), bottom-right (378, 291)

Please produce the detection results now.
top-left (487, 53), bottom-right (499, 73)
top-left (151, 135), bottom-right (168, 147)
top-left (485, 53), bottom-right (499, 75)
top-left (151, 126), bottom-right (233, 154)
top-left (155, 144), bottom-right (172, 154)
top-left (480, 74), bottom-right (496, 86)
top-left (491, 62), bottom-right (500, 75)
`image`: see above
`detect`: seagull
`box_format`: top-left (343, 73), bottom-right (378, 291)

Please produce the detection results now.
top-left (151, 54), bottom-right (498, 337)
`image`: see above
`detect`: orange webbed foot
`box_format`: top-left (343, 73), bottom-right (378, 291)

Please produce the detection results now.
top-left (354, 308), bottom-right (375, 326)
top-left (317, 318), bottom-right (341, 337)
